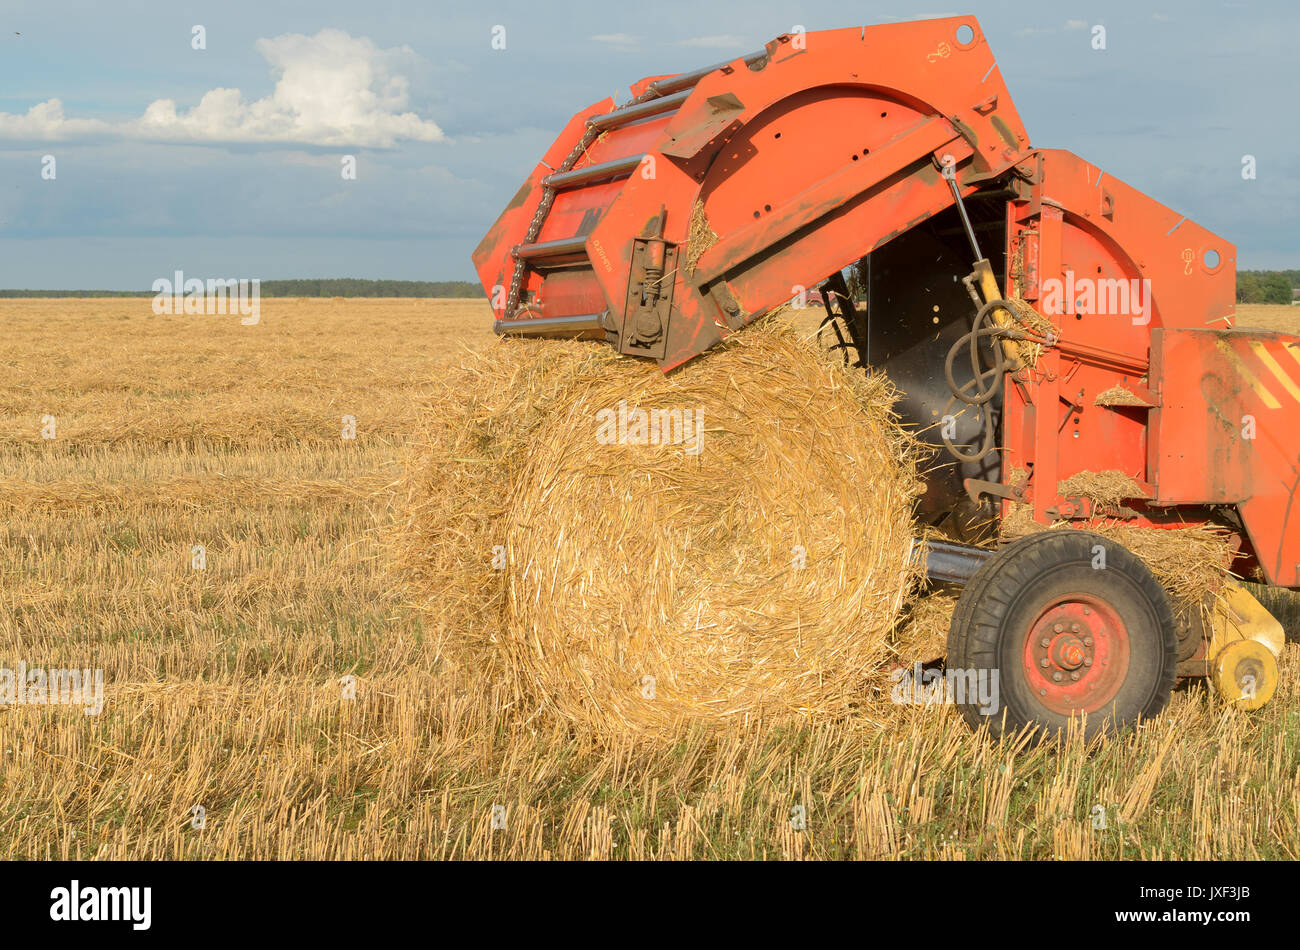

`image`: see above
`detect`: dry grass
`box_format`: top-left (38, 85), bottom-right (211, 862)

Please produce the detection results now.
top-left (1094, 385), bottom-right (1149, 407)
top-left (1002, 502), bottom-right (1235, 610)
top-left (0, 297), bottom-right (486, 448)
top-left (891, 590), bottom-right (957, 667)
top-left (684, 200), bottom-right (716, 278)
top-left (1056, 469), bottom-right (1146, 512)
top-left (1, 297), bottom-right (1299, 860)
top-left (1232, 304), bottom-right (1300, 333)
top-left (1005, 296), bottom-right (1056, 366)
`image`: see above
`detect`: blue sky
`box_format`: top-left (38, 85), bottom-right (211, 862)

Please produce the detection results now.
top-left (0, 0), bottom-right (1295, 288)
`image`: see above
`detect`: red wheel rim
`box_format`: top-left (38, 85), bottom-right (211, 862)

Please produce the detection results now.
top-left (1021, 592), bottom-right (1131, 715)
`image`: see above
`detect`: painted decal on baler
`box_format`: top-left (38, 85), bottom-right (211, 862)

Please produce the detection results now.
top-left (1220, 339), bottom-right (1300, 411)
top-left (590, 238), bottom-right (614, 273)
top-left (1249, 341), bottom-right (1300, 404)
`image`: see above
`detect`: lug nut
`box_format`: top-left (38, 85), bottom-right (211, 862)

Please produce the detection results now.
top-left (1040, 689), bottom-right (1047, 696)
top-left (1040, 659), bottom-right (1050, 668)
top-left (1071, 623), bottom-right (1080, 633)
top-left (1053, 672), bottom-right (1063, 682)
top-left (1041, 637), bottom-right (1050, 647)
top-left (1084, 657), bottom-right (1093, 667)
top-left (1083, 607), bottom-right (1091, 616)
top-left (1054, 623), bottom-right (1064, 633)
top-left (1071, 672), bottom-right (1080, 681)
top-left (1084, 637), bottom-right (1093, 647)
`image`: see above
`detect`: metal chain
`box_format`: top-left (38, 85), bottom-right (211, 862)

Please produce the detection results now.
top-left (504, 86), bottom-right (664, 321)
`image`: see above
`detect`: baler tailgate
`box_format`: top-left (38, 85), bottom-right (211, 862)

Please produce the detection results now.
top-left (475, 18), bottom-right (1033, 367)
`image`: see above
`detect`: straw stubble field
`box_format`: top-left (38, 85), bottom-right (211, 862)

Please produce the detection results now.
top-left (1, 297), bottom-right (1299, 860)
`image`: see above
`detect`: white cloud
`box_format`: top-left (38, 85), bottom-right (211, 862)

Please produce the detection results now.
top-left (0, 29), bottom-right (444, 148)
top-left (0, 99), bottom-right (111, 141)
top-left (678, 34), bottom-right (751, 49)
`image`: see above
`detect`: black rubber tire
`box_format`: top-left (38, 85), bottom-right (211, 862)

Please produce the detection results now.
top-left (947, 530), bottom-right (1178, 740)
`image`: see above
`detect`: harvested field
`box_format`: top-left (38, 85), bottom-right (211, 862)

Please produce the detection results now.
top-left (1, 298), bottom-right (1299, 860)
top-left (1233, 304), bottom-right (1300, 334)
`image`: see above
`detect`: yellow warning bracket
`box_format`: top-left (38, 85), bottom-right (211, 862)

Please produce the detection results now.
top-left (1207, 581), bottom-right (1283, 710)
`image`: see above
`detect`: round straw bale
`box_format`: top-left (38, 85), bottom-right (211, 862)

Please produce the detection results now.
top-left (395, 316), bottom-right (923, 731)
top-left (495, 318), bottom-right (923, 731)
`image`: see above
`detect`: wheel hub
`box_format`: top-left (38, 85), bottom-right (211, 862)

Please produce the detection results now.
top-left (1023, 594), bottom-right (1131, 715)
top-left (1211, 638), bottom-right (1278, 711)
top-left (1049, 631), bottom-right (1087, 670)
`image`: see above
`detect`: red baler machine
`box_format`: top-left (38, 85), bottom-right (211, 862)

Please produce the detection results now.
top-left (474, 17), bottom-right (1298, 736)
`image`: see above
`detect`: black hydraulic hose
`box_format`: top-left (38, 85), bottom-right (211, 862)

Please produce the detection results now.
top-left (945, 324), bottom-right (1006, 405)
top-left (940, 297), bottom-right (1018, 464)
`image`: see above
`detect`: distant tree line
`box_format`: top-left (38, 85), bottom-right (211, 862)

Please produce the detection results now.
top-left (1237, 270), bottom-right (1299, 305)
top-left (260, 279), bottom-right (482, 298)
top-left (0, 279), bottom-right (482, 298)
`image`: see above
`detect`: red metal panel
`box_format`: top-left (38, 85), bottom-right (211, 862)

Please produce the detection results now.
top-left (1151, 329), bottom-right (1250, 504)
top-left (1034, 149), bottom-right (1237, 333)
top-left (476, 17), bottom-right (1035, 361)
top-left (1151, 329), bottom-right (1300, 586)
top-left (584, 17), bottom-right (1033, 368)
top-left (532, 268), bottom-right (608, 319)
top-left (1002, 149), bottom-right (1237, 525)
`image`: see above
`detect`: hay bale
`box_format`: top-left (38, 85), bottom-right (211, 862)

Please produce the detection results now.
top-left (397, 317), bottom-right (924, 732)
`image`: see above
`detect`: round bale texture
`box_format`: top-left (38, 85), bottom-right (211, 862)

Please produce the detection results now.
top-left (398, 317), bottom-right (923, 732)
